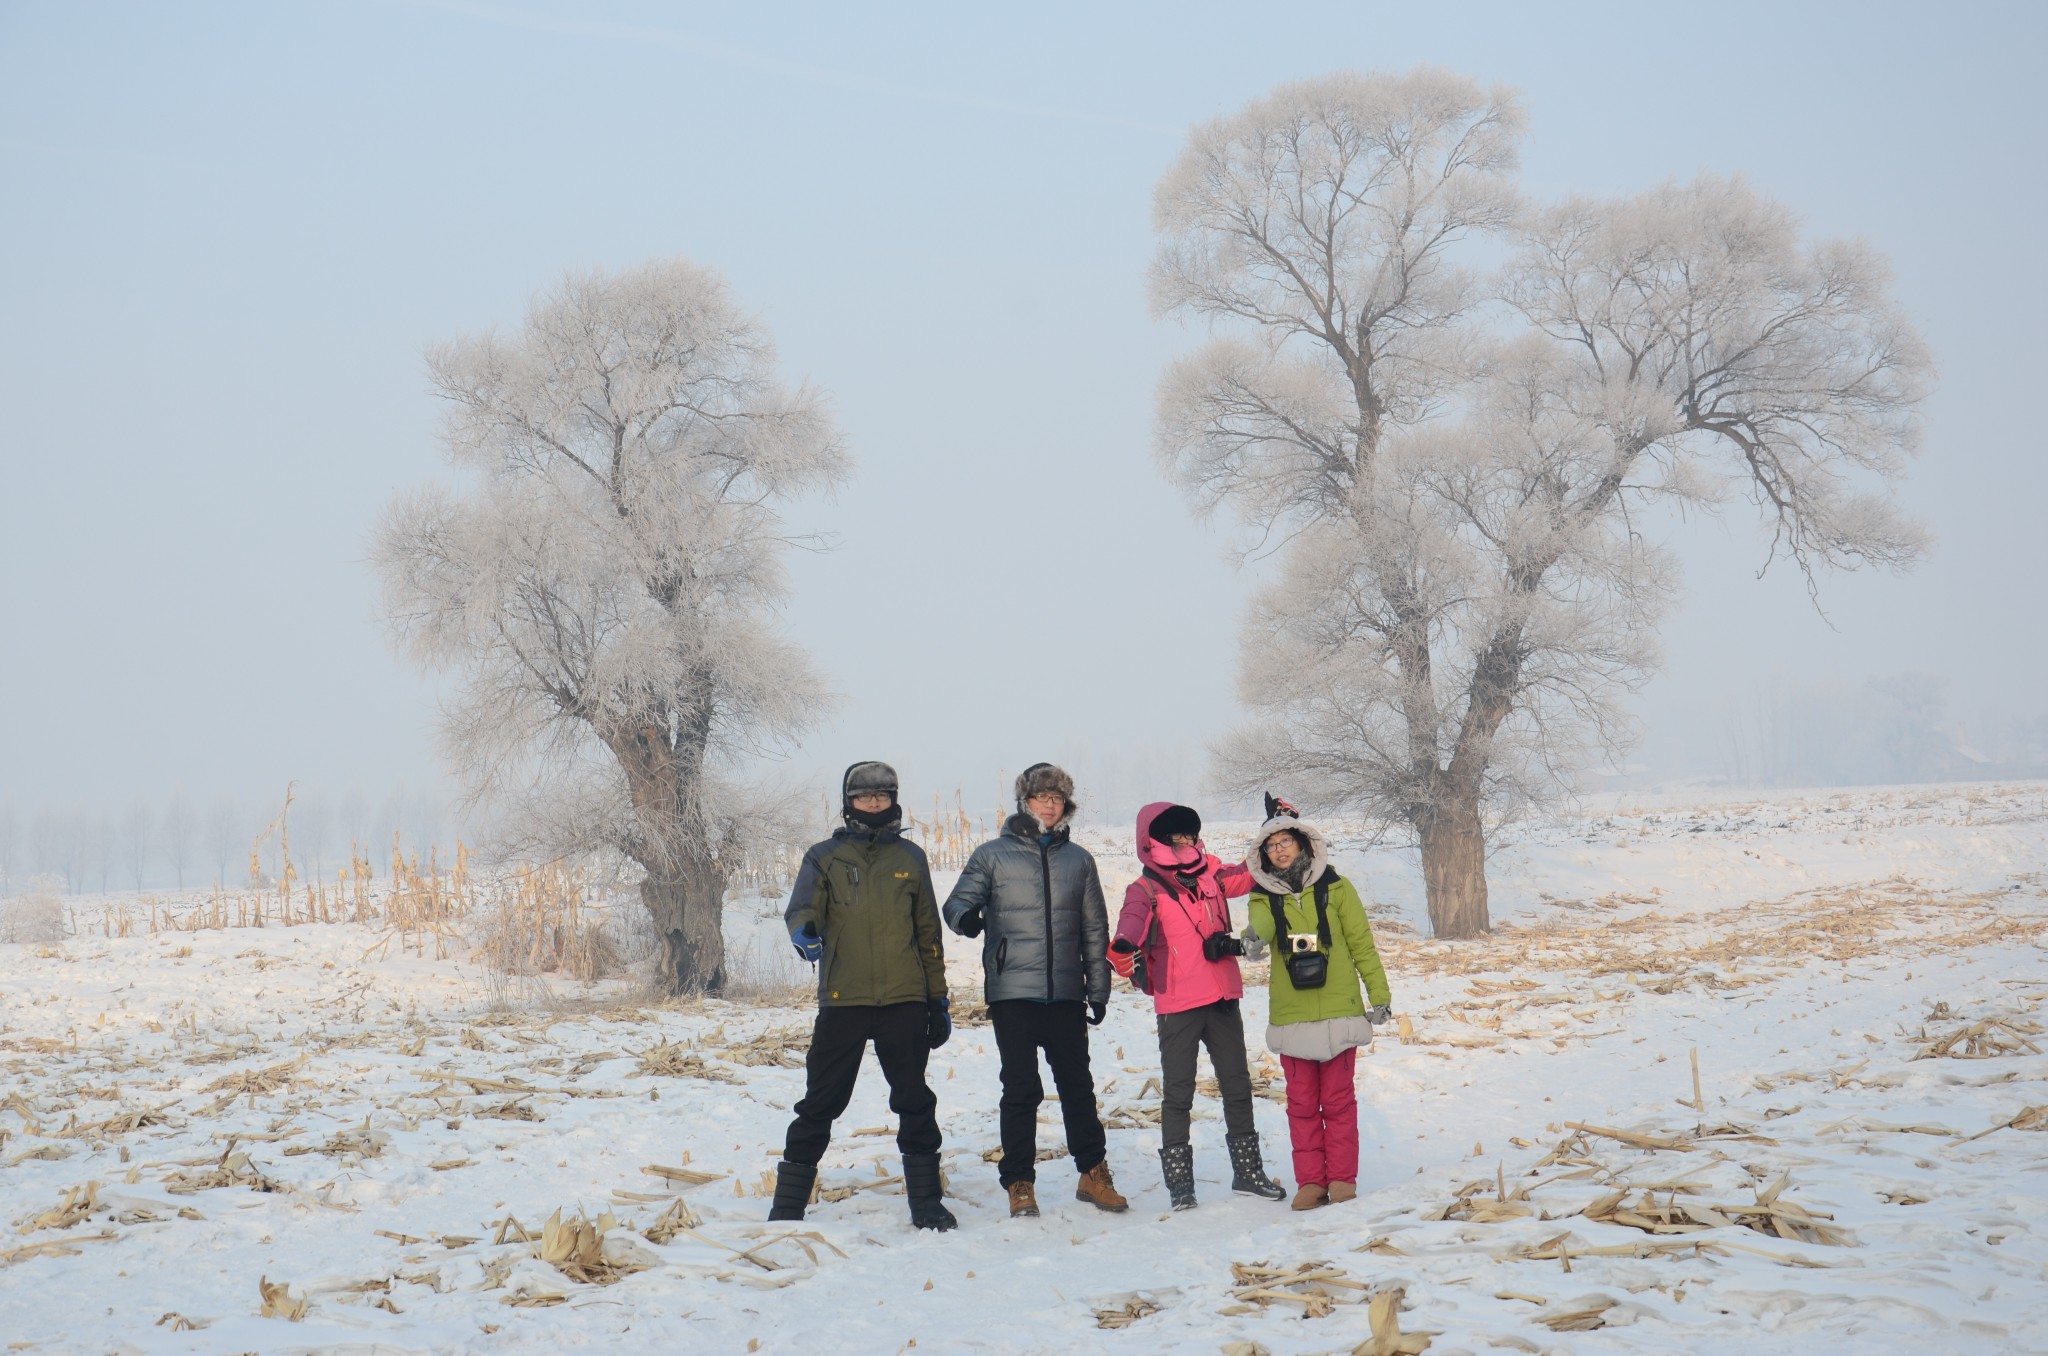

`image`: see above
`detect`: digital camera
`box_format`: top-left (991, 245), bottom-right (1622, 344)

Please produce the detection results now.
top-left (1288, 933), bottom-right (1320, 954)
top-left (1201, 931), bottom-right (1246, 962)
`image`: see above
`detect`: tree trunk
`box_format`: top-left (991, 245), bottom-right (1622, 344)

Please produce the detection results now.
top-left (1418, 795), bottom-right (1489, 939)
top-left (642, 852), bottom-right (727, 996)
top-left (608, 712), bottom-right (728, 998)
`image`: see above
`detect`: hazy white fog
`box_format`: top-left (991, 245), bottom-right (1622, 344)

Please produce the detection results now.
top-left (3, 0), bottom-right (2044, 886)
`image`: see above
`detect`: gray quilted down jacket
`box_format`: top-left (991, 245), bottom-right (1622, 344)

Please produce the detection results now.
top-left (942, 813), bottom-right (1110, 1006)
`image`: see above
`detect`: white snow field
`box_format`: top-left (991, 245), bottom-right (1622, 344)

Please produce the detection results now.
top-left (3, 783), bottom-right (2045, 1355)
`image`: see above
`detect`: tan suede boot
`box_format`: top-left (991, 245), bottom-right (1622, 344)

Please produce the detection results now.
top-left (1075, 1162), bottom-right (1129, 1212)
top-left (1328, 1180), bottom-right (1357, 1204)
top-left (1291, 1182), bottom-right (1329, 1211)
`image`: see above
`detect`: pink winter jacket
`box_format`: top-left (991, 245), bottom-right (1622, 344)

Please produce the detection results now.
top-left (1113, 802), bottom-right (1254, 1016)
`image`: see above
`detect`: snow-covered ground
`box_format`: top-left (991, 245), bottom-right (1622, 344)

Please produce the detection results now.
top-left (4, 783), bottom-right (2046, 1354)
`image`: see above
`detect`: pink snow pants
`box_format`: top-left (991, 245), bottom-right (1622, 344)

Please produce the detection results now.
top-left (1280, 1048), bottom-right (1359, 1187)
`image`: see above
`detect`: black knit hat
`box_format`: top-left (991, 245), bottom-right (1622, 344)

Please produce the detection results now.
top-left (1148, 804), bottom-right (1202, 844)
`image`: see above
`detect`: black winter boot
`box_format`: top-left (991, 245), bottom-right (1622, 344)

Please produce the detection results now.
top-left (902, 1152), bottom-right (958, 1232)
top-left (1226, 1133), bottom-right (1286, 1200)
top-left (768, 1160), bottom-right (817, 1222)
top-left (1160, 1143), bottom-right (1197, 1211)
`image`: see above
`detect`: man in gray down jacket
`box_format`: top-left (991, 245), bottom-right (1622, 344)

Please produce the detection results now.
top-left (943, 762), bottom-right (1126, 1218)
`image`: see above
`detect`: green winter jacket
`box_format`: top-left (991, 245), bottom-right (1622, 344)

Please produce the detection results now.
top-left (1248, 870), bottom-right (1391, 1025)
top-left (785, 825), bottom-right (947, 1008)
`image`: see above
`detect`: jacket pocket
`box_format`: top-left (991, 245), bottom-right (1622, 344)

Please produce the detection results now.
top-left (995, 937), bottom-right (1009, 975)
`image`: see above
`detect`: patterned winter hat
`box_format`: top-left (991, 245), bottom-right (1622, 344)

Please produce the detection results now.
top-left (1014, 762), bottom-right (1076, 813)
top-left (842, 761), bottom-right (899, 804)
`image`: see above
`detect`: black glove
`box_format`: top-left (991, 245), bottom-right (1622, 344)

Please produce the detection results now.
top-left (954, 907), bottom-right (984, 938)
top-left (1086, 1001), bottom-right (1106, 1026)
top-left (1367, 1003), bottom-right (1393, 1025)
top-left (926, 998), bottom-right (952, 1049)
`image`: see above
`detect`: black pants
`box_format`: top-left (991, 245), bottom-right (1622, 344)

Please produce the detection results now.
top-left (989, 999), bottom-right (1106, 1185)
top-left (782, 1002), bottom-right (940, 1166)
top-left (1157, 997), bottom-right (1256, 1149)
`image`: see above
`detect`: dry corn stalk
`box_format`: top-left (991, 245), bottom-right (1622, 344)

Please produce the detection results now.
top-left (1954, 1104), bottom-right (2048, 1144)
top-left (716, 1029), bottom-right (809, 1068)
top-left (258, 1276), bottom-right (308, 1321)
top-left (532, 1207), bottom-right (661, 1286)
top-left (1094, 1296), bottom-right (1161, 1329)
top-left (16, 1182), bottom-right (100, 1234)
top-left (1537, 1296), bottom-right (1616, 1331)
top-left (1916, 1017), bottom-right (2043, 1060)
top-left (162, 1143), bottom-right (281, 1195)
top-left (202, 1056), bottom-right (307, 1097)
top-left (642, 1196), bottom-right (703, 1242)
top-left (283, 1120), bottom-right (388, 1159)
top-left (1, 1230), bottom-right (119, 1266)
top-left (1225, 1261), bottom-right (1364, 1320)
top-left (1354, 1285), bottom-right (1434, 1355)
top-left (641, 1162), bottom-right (726, 1187)
top-left (631, 1041), bottom-right (739, 1082)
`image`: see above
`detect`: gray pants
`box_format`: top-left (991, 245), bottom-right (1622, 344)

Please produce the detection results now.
top-left (1157, 997), bottom-right (1256, 1149)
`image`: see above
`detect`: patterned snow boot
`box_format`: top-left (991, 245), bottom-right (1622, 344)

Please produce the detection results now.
top-left (1160, 1143), bottom-right (1197, 1211)
top-left (1226, 1133), bottom-right (1286, 1200)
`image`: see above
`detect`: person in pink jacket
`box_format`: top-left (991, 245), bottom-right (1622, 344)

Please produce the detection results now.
top-left (1109, 802), bottom-right (1286, 1209)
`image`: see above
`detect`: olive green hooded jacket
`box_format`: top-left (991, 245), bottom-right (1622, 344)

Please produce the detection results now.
top-left (785, 823), bottom-right (947, 1008)
top-left (1245, 816), bottom-right (1391, 1025)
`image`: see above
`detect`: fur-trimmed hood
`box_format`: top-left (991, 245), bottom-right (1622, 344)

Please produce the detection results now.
top-left (1246, 814), bottom-right (1331, 896)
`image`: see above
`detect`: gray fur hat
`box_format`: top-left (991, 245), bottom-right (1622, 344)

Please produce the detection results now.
top-left (1014, 762), bottom-right (1076, 814)
top-left (842, 761), bottom-right (899, 803)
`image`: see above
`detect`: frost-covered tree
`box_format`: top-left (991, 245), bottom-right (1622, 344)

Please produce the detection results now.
top-left (1153, 71), bottom-right (1932, 937)
top-left (376, 258), bottom-right (846, 994)
top-left (123, 794), bottom-right (153, 890)
top-left (162, 788), bottom-right (192, 889)
top-left (206, 793), bottom-right (238, 887)
top-left (86, 810), bottom-right (112, 894)
top-left (0, 794), bottom-right (16, 895)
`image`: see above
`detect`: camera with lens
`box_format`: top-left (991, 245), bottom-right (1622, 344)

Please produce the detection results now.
top-left (1201, 931), bottom-right (1246, 962)
top-left (1282, 932), bottom-right (1328, 989)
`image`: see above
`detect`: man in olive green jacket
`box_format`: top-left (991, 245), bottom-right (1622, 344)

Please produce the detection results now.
top-left (770, 761), bottom-right (955, 1230)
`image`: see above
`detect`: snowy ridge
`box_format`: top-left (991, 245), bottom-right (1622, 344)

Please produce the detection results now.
top-left (2, 784), bottom-right (2045, 1353)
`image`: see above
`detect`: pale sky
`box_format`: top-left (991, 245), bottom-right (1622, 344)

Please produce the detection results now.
top-left (3, 0), bottom-right (2044, 842)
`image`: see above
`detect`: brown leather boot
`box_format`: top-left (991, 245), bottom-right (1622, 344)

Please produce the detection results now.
top-left (1075, 1162), bottom-right (1129, 1213)
top-left (1291, 1182), bottom-right (1329, 1211)
top-left (1328, 1180), bottom-right (1357, 1204)
top-left (1007, 1181), bottom-right (1039, 1218)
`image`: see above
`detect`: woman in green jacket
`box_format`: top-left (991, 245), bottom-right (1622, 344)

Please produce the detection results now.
top-left (1245, 797), bottom-right (1392, 1210)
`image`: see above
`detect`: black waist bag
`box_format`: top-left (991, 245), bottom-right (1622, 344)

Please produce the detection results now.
top-left (1272, 880), bottom-right (1333, 990)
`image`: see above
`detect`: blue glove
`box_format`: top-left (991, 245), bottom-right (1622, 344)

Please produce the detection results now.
top-left (1367, 1003), bottom-right (1393, 1025)
top-left (925, 998), bottom-right (952, 1049)
top-left (791, 922), bottom-right (823, 963)
top-left (954, 907), bottom-right (984, 938)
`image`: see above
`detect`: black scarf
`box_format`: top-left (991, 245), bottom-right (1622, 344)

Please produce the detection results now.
top-left (846, 804), bottom-right (902, 834)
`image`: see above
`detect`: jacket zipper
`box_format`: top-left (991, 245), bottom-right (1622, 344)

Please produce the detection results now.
top-left (1038, 838), bottom-right (1055, 1003)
